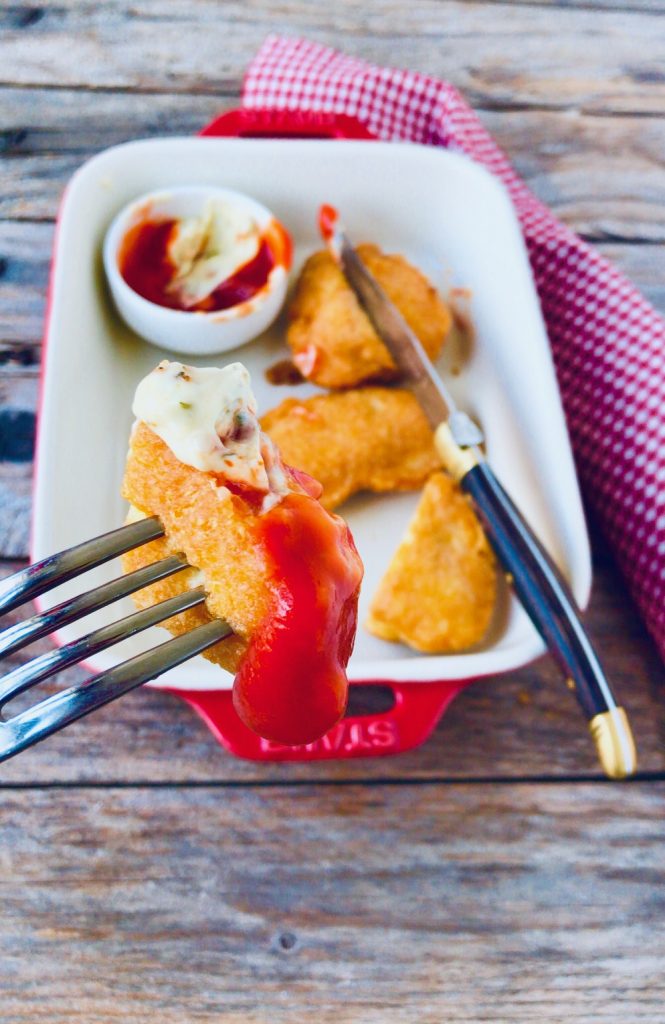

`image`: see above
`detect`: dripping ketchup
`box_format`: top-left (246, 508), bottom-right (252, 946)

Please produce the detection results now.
top-left (118, 216), bottom-right (288, 313)
top-left (232, 492), bottom-right (363, 746)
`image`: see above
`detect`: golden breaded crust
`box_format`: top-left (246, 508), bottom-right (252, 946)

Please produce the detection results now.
top-left (121, 527), bottom-right (247, 672)
top-left (261, 387), bottom-right (441, 511)
top-left (287, 245), bottom-right (451, 388)
top-left (121, 423), bottom-right (273, 672)
top-left (366, 472), bottom-right (497, 653)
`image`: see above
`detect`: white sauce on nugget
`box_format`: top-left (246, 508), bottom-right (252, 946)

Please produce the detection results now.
top-left (133, 360), bottom-right (288, 498)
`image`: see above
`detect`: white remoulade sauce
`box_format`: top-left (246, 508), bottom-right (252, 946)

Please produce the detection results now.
top-left (132, 360), bottom-right (290, 503)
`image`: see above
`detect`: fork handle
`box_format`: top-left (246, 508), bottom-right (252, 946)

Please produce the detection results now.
top-left (435, 424), bottom-right (636, 779)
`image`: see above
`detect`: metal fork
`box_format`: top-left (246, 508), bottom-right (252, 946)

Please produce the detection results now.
top-left (0, 516), bottom-right (231, 763)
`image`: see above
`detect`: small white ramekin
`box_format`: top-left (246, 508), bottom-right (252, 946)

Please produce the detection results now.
top-left (103, 185), bottom-right (290, 356)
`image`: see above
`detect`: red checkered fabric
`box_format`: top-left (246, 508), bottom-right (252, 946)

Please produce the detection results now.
top-left (244, 36), bottom-right (665, 661)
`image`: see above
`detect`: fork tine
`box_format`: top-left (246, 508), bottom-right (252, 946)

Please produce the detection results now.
top-left (0, 587), bottom-right (207, 710)
top-left (0, 516), bottom-right (165, 616)
top-left (0, 552), bottom-right (188, 660)
top-left (0, 619), bottom-right (230, 763)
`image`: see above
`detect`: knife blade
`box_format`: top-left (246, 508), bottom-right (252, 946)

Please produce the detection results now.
top-left (326, 215), bottom-right (484, 448)
top-left (320, 205), bottom-right (636, 779)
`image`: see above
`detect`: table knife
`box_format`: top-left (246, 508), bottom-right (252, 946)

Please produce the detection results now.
top-left (321, 206), bottom-right (636, 779)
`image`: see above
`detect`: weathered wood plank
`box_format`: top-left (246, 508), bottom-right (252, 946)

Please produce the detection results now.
top-left (463, 0), bottom-right (665, 8)
top-left (2, 86), bottom-right (665, 243)
top-left (0, 221), bottom-right (50, 354)
top-left (0, 86), bottom-right (224, 154)
top-left (0, 1), bottom-right (664, 114)
top-left (0, 371), bottom-right (36, 557)
top-left (1, 782), bottom-right (663, 1023)
top-left (481, 109), bottom-right (665, 243)
top-left (0, 525), bottom-right (662, 783)
top-left (596, 242), bottom-right (665, 312)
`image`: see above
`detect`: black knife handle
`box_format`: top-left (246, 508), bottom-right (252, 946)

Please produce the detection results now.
top-left (461, 462), bottom-right (607, 715)
top-left (458, 460), bottom-right (636, 776)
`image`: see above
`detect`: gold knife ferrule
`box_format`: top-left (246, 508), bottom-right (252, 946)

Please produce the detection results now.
top-left (589, 707), bottom-right (637, 779)
top-left (434, 422), bottom-right (481, 481)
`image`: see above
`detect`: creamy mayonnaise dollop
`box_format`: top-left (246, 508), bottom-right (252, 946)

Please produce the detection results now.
top-left (133, 360), bottom-right (289, 499)
top-left (166, 201), bottom-right (261, 308)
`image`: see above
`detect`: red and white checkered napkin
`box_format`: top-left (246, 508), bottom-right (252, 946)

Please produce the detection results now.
top-left (243, 36), bottom-right (665, 661)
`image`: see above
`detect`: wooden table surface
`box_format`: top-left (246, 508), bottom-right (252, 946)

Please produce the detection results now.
top-left (1, 3), bottom-right (664, 1021)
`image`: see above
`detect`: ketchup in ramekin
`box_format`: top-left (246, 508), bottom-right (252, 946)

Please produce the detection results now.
top-left (118, 208), bottom-right (291, 313)
top-left (104, 187), bottom-right (292, 355)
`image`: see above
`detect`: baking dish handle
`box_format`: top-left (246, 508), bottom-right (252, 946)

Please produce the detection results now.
top-left (172, 679), bottom-right (468, 762)
top-left (200, 107), bottom-right (376, 140)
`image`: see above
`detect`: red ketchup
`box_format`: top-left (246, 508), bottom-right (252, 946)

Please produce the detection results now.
top-left (232, 492), bottom-right (363, 746)
top-left (318, 203), bottom-right (339, 243)
top-left (118, 216), bottom-right (291, 313)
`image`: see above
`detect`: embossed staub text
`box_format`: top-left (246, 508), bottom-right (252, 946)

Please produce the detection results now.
top-left (260, 718), bottom-right (399, 756)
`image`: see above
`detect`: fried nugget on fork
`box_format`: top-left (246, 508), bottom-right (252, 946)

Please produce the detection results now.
top-left (122, 423), bottom-right (268, 671)
top-left (261, 387), bottom-right (441, 511)
top-left (121, 360), bottom-right (363, 747)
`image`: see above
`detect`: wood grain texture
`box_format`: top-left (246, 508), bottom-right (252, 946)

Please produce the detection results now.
top-left (1, 1), bottom-right (665, 115)
top-left (1, 782), bottom-right (664, 1023)
top-left (3, 89), bottom-right (665, 242)
top-left (0, 371), bottom-right (36, 557)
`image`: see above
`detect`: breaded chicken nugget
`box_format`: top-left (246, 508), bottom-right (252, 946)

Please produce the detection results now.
top-left (287, 245), bottom-right (451, 388)
top-left (122, 425), bottom-right (263, 674)
top-left (366, 472), bottom-right (497, 653)
top-left (122, 360), bottom-right (363, 745)
top-left (261, 387), bottom-right (441, 510)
